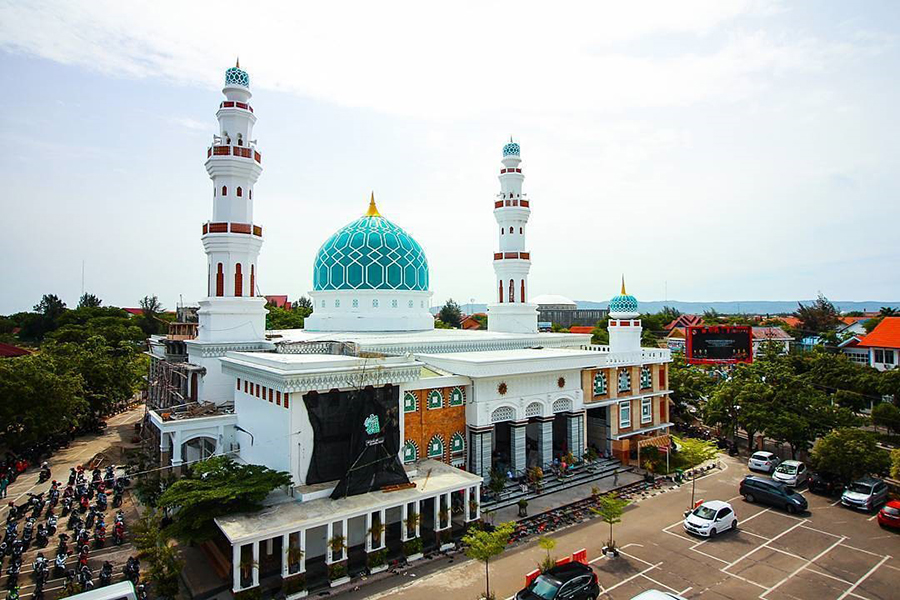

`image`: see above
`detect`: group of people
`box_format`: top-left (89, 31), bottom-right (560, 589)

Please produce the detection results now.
top-left (2, 462), bottom-right (134, 599)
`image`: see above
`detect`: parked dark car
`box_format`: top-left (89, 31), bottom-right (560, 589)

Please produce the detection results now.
top-left (739, 475), bottom-right (808, 514)
top-left (808, 471), bottom-right (843, 495)
top-left (516, 562), bottom-right (600, 600)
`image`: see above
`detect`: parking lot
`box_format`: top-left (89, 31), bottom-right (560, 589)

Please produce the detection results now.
top-left (589, 470), bottom-right (898, 600)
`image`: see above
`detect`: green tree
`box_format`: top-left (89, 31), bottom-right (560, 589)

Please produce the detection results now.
top-left (537, 536), bottom-right (557, 572)
top-left (266, 304), bottom-right (307, 330)
top-left (673, 436), bottom-right (719, 508)
top-left (891, 449), bottom-right (900, 480)
top-left (794, 293), bottom-right (841, 336)
top-left (77, 293), bottom-right (102, 308)
top-left (136, 295), bottom-right (165, 335)
top-left (292, 296), bottom-right (314, 317)
top-left (438, 299), bottom-right (463, 328)
top-left (872, 402), bottom-right (900, 435)
top-left (461, 521), bottom-right (515, 600)
top-left (702, 308), bottom-right (721, 324)
top-left (157, 456), bottom-right (292, 542)
top-left (590, 495), bottom-right (630, 552)
top-left (810, 429), bottom-right (890, 483)
top-left (132, 508), bottom-right (183, 599)
top-left (669, 355), bottom-right (713, 419)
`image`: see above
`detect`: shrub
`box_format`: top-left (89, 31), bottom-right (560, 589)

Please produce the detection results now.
top-left (403, 537), bottom-right (422, 556)
top-left (235, 589), bottom-right (262, 600)
top-left (281, 573), bottom-right (306, 594)
top-left (367, 549), bottom-right (387, 569)
top-left (328, 561), bottom-right (347, 581)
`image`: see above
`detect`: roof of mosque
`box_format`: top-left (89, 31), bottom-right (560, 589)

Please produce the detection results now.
top-left (312, 194), bottom-right (430, 292)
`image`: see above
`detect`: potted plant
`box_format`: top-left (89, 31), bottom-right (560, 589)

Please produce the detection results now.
top-left (538, 536), bottom-right (557, 572)
top-left (438, 506), bottom-right (450, 529)
top-left (527, 466), bottom-right (543, 491)
top-left (403, 537), bottom-right (423, 562)
top-left (328, 534), bottom-right (346, 562)
top-left (281, 573), bottom-right (307, 599)
top-left (439, 528), bottom-right (454, 550)
top-left (287, 546), bottom-right (304, 574)
top-left (234, 589), bottom-right (262, 600)
top-left (368, 520), bottom-right (385, 550)
top-left (468, 497), bottom-right (480, 519)
top-left (238, 557), bottom-right (257, 588)
top-left (403, 512), bottom-right (421, 540)
top-left (367, 548), bottom-right (388, 574)
top-left (327, 560), bottom-right (349, 587)
top-left (517, 498), bottom-right (529, 517)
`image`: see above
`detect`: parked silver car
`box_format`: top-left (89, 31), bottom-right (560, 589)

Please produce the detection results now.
top-left (773, 460), bottom-right (808, 487)
top-left (748, 451), bottom-right (780, 474)
top-left (841, 477), bottom-right (889, 512)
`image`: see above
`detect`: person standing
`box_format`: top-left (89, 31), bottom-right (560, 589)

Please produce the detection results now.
top-left (0, 474), bottom-right (8, 498)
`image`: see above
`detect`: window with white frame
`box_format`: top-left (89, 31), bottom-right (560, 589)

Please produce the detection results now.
top-left (403, 392), bottom-right (417, 413)
top-left (449, 387), bottom-right (464, 406)
top-left (641, 397), bottom-right (652, 424)
top-left (640, 366), bottom-right (652, 389)
top-left (593, 372), bottom-right (607, 396)
top-left (885, 349), bottom-right (896, 364)
top-left (875, 349), bottom-right (884, 363)
top-left (618, 369), bottom-right (631, 393)
top-left (619, 400), bottom-right (631, 428)
top-left (427, 389), bottom-right (443, 409)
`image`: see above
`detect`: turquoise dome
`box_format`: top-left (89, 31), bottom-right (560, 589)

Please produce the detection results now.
top-left (609, 293), bottom-right (639, 315)
top-left (503, 141), bottom-right (520, 156)
top-left (313, 201), bottom-right (429, 292)
top-left (225, 66), bottom-right (249, 88)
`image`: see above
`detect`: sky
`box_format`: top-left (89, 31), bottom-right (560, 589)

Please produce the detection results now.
top-left (1, 0), bottom-right (899, 315)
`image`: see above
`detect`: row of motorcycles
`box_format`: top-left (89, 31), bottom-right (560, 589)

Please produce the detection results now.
top-left (3, 464), bottom-right (132, 597)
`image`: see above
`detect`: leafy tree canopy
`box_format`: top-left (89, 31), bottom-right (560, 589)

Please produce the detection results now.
top-left (438, 299), bottom-right (463, 328)
top-left (77, 293), bottom-right (103, 309)
top-left (266, 304), bottom-right (307, 330)
top-left (157, 456), bottom-right (292, 542)
top-left (794, 292), bottom-right (841, 336)
top-left (810, 428), bottom-right (890, 483)
top-left (292, 296), bottom-right (314, 316)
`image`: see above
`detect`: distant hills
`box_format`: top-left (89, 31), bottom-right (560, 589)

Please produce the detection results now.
top-left (440, 300), bottom-right (900, 316)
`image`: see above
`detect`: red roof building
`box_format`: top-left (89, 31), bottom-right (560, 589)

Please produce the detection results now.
top-left (0, 342), bottom-right (32, 358)
top-left (460, 314), bottom-right (485, 330)
top-left (663, 314), bottom-right (702, 331)
top-left (264, 295), bottom-right (291, 310)
top-left (854, 317), bottom-right (900, 371)
top-left (568, 326), bottom-right (595, 334)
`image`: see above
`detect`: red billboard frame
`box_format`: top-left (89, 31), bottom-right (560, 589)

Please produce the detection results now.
top-left (686, 325), bottom-right (753, 365)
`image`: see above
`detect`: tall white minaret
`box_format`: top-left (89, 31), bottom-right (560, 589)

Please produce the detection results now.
top-left (188, 61), bottom-right (268, 403)
top-left (487, 139), bottom-right (538, 334)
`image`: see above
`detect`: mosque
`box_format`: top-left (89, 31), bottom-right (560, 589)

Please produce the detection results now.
top-left (146, 63), bottom-right (672, 595)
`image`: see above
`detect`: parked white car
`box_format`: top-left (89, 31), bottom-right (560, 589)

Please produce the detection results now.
top-left (773, 460), bottom-right (808, 487)
top-left (683, 500), bottom-right (737, 537)
top-left (748, 451), bottom-right (780, 474)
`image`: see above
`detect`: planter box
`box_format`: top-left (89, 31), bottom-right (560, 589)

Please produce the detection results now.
top-left (369, 564), bottom-right (388, 575)
top-left (286, 591), bottom-right (308, 600)
top-left (329, 576), bottom-right (351, 588)
top-left (440, 543), bottom-right (455, 552)
top-left (405, 552), bottom-right (424, 562)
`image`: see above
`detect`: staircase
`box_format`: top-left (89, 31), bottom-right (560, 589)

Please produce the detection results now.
top-left (482, 458), bottom-right (627, 512)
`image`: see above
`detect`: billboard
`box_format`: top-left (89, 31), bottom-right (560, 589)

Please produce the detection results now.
top-left (686, 325), bottom-right (752, 365)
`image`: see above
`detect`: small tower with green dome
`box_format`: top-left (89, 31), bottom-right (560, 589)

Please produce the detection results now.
top-left (608, 276), bottom-right (643, 352)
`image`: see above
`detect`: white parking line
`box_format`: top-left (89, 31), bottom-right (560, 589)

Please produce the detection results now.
top-left (836, 554), bottom-right (891, 600)
top-left (602, 563), bottom-right (663, 595)
top-left (866, 513), bottom-right (879, 521)
top-left (723, 520), bottom-right (806, 570)
top-left (761, 536), bottom-right (846, 599)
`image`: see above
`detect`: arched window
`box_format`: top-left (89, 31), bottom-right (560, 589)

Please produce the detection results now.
top-left (237, 133), bottom-right (243, 146)
top-left (403, 441), bottom-right (418, 464)
top-left (427, 435), bottom-right (444, 459)
top-left (618, 369), bottom-right (631, 393)
top-left (508, 279), bottom-right (515, 303)
top-left (234, 263), bottom-right (243, 296)
top-left (216, 263), bottom-right (224, 297)
top-left (237, 187), bottom-right (243, 197)
top-left (500, 228), bottom-right (504, 235)
top-left (499, 280), bottom-right (503, 303)
top-left (450, 432), bottom-right (465, 455)
top-left (509, 227), bottom-right (514, 234)
top-left (352, 298), bottom-right (359, 308)
top-left (519, 227), bottom-right (523, 234)
top-left (593, 372), bottom-right (608, 396)
top-left (222, 186), bottom-right (227, 196)
top-left (403, 392), bottom-right (418, 413)
top-left (249, 189), bottom-right (252, 200)
top-left (640, 366), bottom-right (652, 389)
top-left (520, 280), bottom-right (525, 303)
top-left (449, 387), bottom-right (464, 406)
top-left (373, 299), bottom-right (379, 308)
top-left (391, 299), bottom-right (398, 308)
top-left (250, 264), bottom-right (255, 296)
top-left (427, 389), bottom-right (443, 410)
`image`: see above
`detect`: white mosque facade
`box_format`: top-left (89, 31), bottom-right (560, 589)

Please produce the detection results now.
top-left (146, 64), bottom-right (672, 595)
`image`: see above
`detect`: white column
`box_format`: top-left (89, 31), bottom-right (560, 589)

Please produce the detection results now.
top-left (325, 521), bottom-right (334, 564)
top-left (281, 533), bottom-right (289, 577)
top-left (299, 529), bottom-right (306, 573)
top-left (464, 487), bottom-right (471, 522)
top-left (172, 430), bottom-right (184, 466)
top-left (342, 519), bottom-right (348, 560)
top-left (232, 543), bottom-right (241, 592)
top-left (251, 540), bottom-right (260, 587)
top-left (401, 503), bottom-right (409, 542)
top-left (473, 485), bottom-right (481, 520)
top-left (415, 500), bottom-right (421, 538)
top-left (433, 496), bottom-right (440, 531)
top-left (217, 424), bottom-right (225, 455)
top-left (378, 509), bottom-right (386, 549)
top-left (365, 512), bottom-right (373, 552)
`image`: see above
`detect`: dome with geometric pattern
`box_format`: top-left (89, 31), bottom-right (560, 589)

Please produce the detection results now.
top-left (313, 194), bottom-right (429, 292)
top-left (608, 277), bottom-right (639, 318)
top-left (225, 61), bottom-right (249, 88)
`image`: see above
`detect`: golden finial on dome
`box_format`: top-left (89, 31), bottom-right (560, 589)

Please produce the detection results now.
top-left (365, 191), bottom-right (381, 217)
top-left (236, 57), bottom-right (240, 69)
top-left (621, 275), bottom-right (627, 295)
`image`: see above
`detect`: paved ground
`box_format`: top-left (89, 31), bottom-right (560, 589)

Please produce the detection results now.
top-left (1, 405), bottom-right (145, 598)
top-left (342, 454), bottom-right (900, 600)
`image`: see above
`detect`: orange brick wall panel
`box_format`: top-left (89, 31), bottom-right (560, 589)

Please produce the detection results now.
top-left (403, 386), bottom-right (468, 466)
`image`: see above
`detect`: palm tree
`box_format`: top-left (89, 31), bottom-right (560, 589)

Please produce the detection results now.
top-left (879, 306), bottom-right (898, 317)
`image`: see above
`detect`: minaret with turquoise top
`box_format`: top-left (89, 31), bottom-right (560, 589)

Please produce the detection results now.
top-left (608, 276), bottom-right (642, 353)
top-left (487, 138), bottom-right (538, 334)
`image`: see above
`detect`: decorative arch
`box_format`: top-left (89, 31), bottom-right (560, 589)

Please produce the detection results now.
top-left (508, 279), bottom-right (515, 303)
top-left (552, 397), bottom-right (572, 413)
top-left (618, 369), bottom-right (632, 393)
top-left (234, 263), bottom-right (243, 297)
top-left (215, 263), bottom-right (224, 297)
top-left (237, 186), bottom-right (243, 197)
top-left (640, 366), bottom-right (652, 389)
top-left (450, 432), bottom-right (465, 455)
top-left (250, 264), bottom-right (255, 296)
top-left (490, 405), bottom-right (516, 423)
top-left (403, 392), bottom-right (418, 413)
top-left (520, 280), bottom-right (525, 303)
top-left (427, 435), bottom-right (445, 459)
top-left (449, 387), bottom-right (465, 407)
top-left (222, 185), bottom-right (227, 196)
top-left (593, 372), bottom-right (608, 396)
top-left (525, 402), bottom-right (543, 418)
top-left (499, 280), bottom-right (504, 303)
top-left (427, 389), bottom-right (444, 410)
top-left (403, 440), bottom-right (418, 463)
